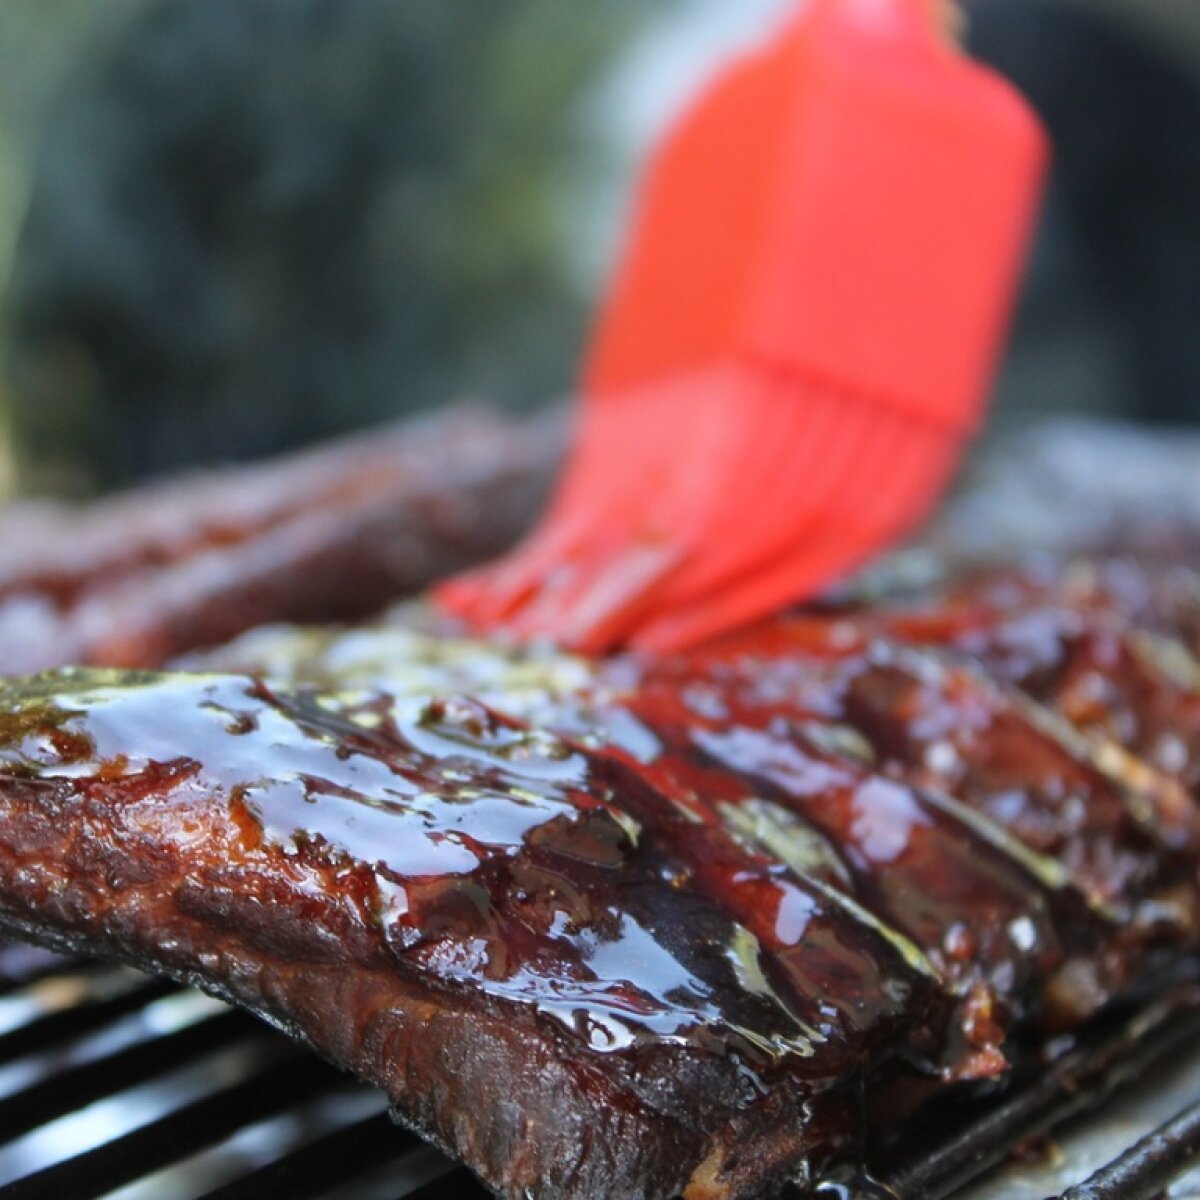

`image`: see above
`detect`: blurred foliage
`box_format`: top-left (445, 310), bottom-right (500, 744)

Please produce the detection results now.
top-left (0, 0), bottom-right (651, 492)
top-left (0, 0), bottom-right (114, 497)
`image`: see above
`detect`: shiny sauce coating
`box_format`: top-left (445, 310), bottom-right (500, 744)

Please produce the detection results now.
top-left (15, 595), bottom-right (1198, 1100)
top-left (0, 668), bottom-right (941, 1088)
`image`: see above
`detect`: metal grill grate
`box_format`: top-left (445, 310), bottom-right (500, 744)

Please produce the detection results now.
top-left (0, 946), bottom-right (478, 1200)
top-left (0, 944), bottom-right (1199, 1200)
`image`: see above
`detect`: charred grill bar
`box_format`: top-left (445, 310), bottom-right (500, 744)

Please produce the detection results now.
top-left (0, 950), bottom-right (430, 1200)
top-left (1056, 1099), bottom-right (1200, 1200)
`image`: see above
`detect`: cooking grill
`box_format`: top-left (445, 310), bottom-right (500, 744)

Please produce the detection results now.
top-left (1, 943), bottom-right (1199, 1200)
top-left (0, 944), bottom-right (460, 1200)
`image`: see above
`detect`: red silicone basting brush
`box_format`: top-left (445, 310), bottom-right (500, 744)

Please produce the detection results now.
top-left (438, 0), bottom-right (1047, 654)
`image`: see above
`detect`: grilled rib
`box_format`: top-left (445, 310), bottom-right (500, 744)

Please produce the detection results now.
top-left (2, 579), bottom-right (1199, 1198)
top-left (0, 665), bottom-right (943, 1200)
top-left (0, 405), bottom-right (561, 673)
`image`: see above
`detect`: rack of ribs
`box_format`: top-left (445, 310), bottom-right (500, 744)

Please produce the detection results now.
top-left (2, 556), bottom-right (1200, 1197)
top-left (0, 404), bottom-right (563, 673)
top-left (1, 412), bottom-right (1200, 1197)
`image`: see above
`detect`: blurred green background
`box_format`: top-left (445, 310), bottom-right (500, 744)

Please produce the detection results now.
top-left (3, 0), bottom-right (1200, 499)
top-left (0, 0), bottom-right (659, 494)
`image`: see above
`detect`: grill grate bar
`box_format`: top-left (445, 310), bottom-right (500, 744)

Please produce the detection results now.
top-left (404, 1167), bottom-right (487, 1199)
top-left (0, 968), bottom-right (129, 1027)
top-left (0, 978), bottom-right (177, 1066)
top-left (0, 1007), bottom-right (263, 1146)
top-left (196, 1110), bottom-right (419, 1200)
top-left (0, 1052), bottom-right (345, 1200)
top-left (1056, 1097), bottom-right (1200, 1200)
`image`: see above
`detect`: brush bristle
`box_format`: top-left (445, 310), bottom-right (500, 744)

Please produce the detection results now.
top-left (440, 362), bottom-right (965, 653)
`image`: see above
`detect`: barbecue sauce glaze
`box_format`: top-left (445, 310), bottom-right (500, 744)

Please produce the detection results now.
top-left (1, 604), bottom-right (1199, 1194)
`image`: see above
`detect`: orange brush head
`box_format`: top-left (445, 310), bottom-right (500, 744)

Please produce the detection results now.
top-left (439, 0), bottom-right (1048, 652)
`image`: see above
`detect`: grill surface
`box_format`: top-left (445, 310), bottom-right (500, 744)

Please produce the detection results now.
top-left (0, 945), bottom-right (477, 1200)
top-left (2, 944), bottom-right (1200, 1200)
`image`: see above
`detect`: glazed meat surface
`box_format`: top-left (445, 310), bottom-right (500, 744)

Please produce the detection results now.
top-left (4, 577), bottom-right (1200, 1198)
top-left (0, 662), bottom-right (940, 1200)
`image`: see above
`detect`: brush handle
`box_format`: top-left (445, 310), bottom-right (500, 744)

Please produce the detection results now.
top-left (586, 0), bottom-right (1048, 435)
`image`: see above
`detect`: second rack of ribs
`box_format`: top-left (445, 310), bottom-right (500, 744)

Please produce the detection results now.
top-left (0, 558), bottom-right (1198, 1199)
